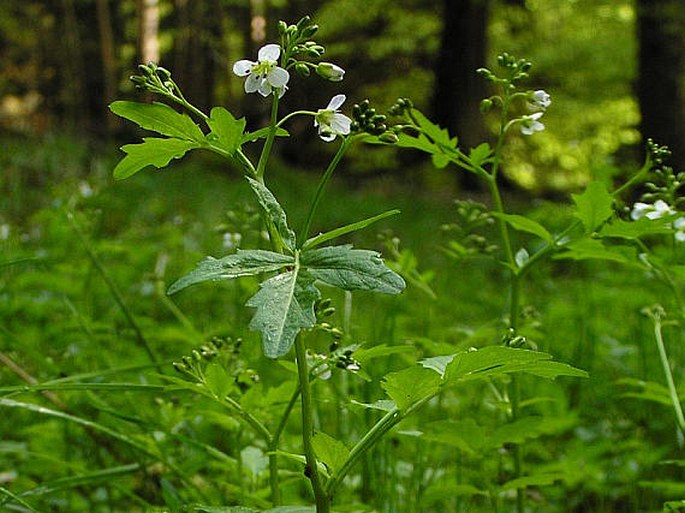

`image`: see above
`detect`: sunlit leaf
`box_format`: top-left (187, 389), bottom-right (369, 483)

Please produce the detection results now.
top-left (206, 107), bottom-right (246, 155)
top-left (469, 142), bottom-right (494, 168)
top-left (113, 138), bottom-right (200, 180)
top-left (109, 101), bottom-right (204, 141)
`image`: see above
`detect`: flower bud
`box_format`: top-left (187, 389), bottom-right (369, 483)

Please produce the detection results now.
top-left (479, 98), bottom-right (493, 113)
top-left (301, 24), bottom-right (319, 38)
top-left (295, 62), bottom-right (311, 77)
top-left (316, 62), bottom-right (345, 82)
top-left (378, 132), bottom-right (399, 144)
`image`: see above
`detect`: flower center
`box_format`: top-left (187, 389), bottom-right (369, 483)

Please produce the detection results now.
top-left (252, 60), bottom-right (276, 77)
top-left (316, 109), bottom-right (335, 126)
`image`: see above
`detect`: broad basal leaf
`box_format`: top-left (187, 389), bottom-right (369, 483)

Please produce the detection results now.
top-left (109, 101), bottom-right (204, 141)
top-left (167, 250), bottom-right (294, 294)
top-left (246, 269), bottom-right (319, 358)
top-left (301, 245), bottom-right (405, 294)
top-left (382, 365), bottom-right (441, 411)
top-left (206, 107), bottom-right (246, 155)
top-left (113, 138), bottom-right (200, 180)
top-left (572, 181), bottom-right (614, 232)
top-left (246, 177), bottom-right (296, 252)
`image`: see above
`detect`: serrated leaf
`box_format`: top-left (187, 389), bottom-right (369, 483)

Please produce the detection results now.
top-left (382, 365), bottom-right (441, 411)
top-left (599, 216), bottom-right (676, 240)
top-left (246, 177), bottom-right (296, 252)
top-left (411, 108), bottom-right (458, 150)
top-left (469, 142), bottom-right (493, 168)
top-left (491, 213), bottom-right (553, 244)
top-left (420, 355), bottom-right (456, 378)
top-left (246, 269), bottom-right (319, 358)
top-left (445, 346), bottom-right (587, 384)
top-left (572, 181), bottom-right (614, 232)
top-left (312, 431), bottom-right (350, 475)
top-left (303, 209), bottom-right (401, 250)
top-left (301, 245), bottom-right (405, 294)
top-left (113, 138), bottom-right (199, 180)
top-left (167, 250), bottom-right (294, 294)
top-left (206, 107), bottom-right (246, 155)
top-left (109, 101), bottom-right (204, 141)
top-left (204, 363), bottom-right (235, 399)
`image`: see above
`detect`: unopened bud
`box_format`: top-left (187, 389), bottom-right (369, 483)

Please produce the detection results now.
top-left (295, 62), bottom-right (311, 77)
top-left (378, 132), bottom-right (399, 144)
top-left (316, 62), bottom-right (345, 82)
top-left (479, 98), bottom-right (493, 113)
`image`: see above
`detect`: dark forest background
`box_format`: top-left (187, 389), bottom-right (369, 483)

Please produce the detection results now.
top-left (1, 0), bottom-right (684, 191)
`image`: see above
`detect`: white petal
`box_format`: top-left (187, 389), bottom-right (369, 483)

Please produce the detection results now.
top-left (245, 73), bottom-right (261, 93)
top-left (530, 112), bottom-right (544, 121)
top-left (233, 60), bottom-right (254, 76)
top-left (330, 114), bottom-right (352, 134)
top-left (258, 44), bottom-right (281, 62)
top-left (257, 79), bottom-right (272, 97)
top-left (276, 85), bottom-right (288, 98)
top-left (630, 202), bottom-right (650, 220)
top-left (319, 129), bottom-right (336, 142)
top-left (675, 217), bottom-right (685, 229)
top-left (267, 67), bottom-right (290, 88)
top-left (327, 94), bottom-right (346, 111)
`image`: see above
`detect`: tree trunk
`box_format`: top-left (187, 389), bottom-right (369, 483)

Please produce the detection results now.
top-left (636, 0), bottom-right (685, 170)
top-left (96, 0), bottom-right (118, 132)
top-left (138, 0), bottom-right (160, 64)
top-left (431, 0), bottom-right (490, 189)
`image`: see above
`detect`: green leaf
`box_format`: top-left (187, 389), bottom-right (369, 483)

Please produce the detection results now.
top-left (302, 209), bottom-right (401, 250)
top-left (167, 250), bottom-right (294, 294)
top-left (109, 101), bottom-right (204, 141)
top-left (241, 126), bottom-right (289, 144)
top-left (501, 473), bottom-right (565, 490)
top-left (312, 431), bottom-right (350, 475)
top-left (246, 269), bottom-right (319, 358)
top-left (113, 137), bottom-right (200, 180)
top-left (246, 177), bottom-right (296, 252)
top-left (382, 365), bottom-right (441, 411)
top-left (411, 108), bottom-right (458, 150)
top-left (553, 238), bottom-right (635, 263)
top-left (301, 245), bottom-right (405, 294)
top-left (599, 216), bottom-right (676, 240)
top-left (204, 363), bottom-right (235, 399)
top-left (444, 346), bottom-right (588, 384)
top-left (491, 213), bottom-right (553, 244)
top-left (206, 107), bottom-right (246, 155)
top-left (468, 142), bottom-right (494, 168)
top-left (264, 508), bottom-right (316, 513)
top-left (188, 507), bottom-right (257, 513)
top-left (572, 181), bottom-right (614, 232)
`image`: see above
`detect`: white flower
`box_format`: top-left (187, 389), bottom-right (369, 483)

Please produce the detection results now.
top-left (675, 217), bottom-right (685, 242)
top-left (520, 112), bottom-right (545, 135)
top-left (530, 89), bottom-right (551, 110)
top-left (630, 200), bottom-right (675, 220)
top-left (314, 94), bottom-right (352, 142)
top-left (233, 44), bottom-right (290, 98)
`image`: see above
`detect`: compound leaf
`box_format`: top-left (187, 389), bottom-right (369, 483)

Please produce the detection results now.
top-left (113, 138), bottom-right (200, 180)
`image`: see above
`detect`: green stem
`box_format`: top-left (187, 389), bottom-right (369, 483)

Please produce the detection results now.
top-left (299, 138), bottom-right (352, 245)
top-left (256, 95), bottom-right (281, 181)
top-left (650, 309), bottom-right (685, 434)
top-left (294, 335), bottom-right (330, 512)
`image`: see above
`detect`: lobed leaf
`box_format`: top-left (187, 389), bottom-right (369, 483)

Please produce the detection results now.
top-left (599, 216), bottom-right (675, 240)
top-left (113, 137), bottom-right (200, 180)
top-left (553, 238), bottom-right (636, 263)
top-left (206, 107), bottom-right (246, 155)
top-left (382, 365), bottom-right (441, 411)
top-left (109, 101), bottom-right (204, 141)
top-left (246, 269), bottom-right (319, 358)
top-left (312, 431), bottom-right (350, 475)
top-left (572, 181), bottom-right (614, 232)
top-left (167, 250), bottom-right (294, 295)
top-left (301, 244), bottom-right (405, 294)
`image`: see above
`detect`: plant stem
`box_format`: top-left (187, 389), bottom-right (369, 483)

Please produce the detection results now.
top-left (256, 96), bottom-right (281, 181)
top-left (300, 138), bottom-right (352, 245)
top-left (294, 335), bottom-right (330, 512)
top-left (649, 308), bottom-right (685, 434)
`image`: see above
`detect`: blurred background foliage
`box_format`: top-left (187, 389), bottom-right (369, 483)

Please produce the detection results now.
top-left (0, 0), bottom-right (683, 194)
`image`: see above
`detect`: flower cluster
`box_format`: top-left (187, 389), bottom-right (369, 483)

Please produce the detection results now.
top-left (630, 199), bottom-right (685, 242)
top-left (520, 89), bottom-right (551, 136)
top-left (232, 16), bottom-right (352, 142)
